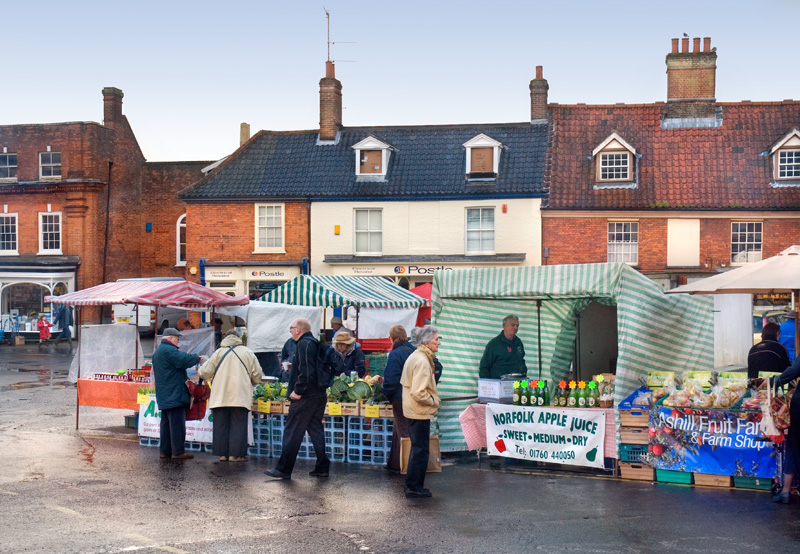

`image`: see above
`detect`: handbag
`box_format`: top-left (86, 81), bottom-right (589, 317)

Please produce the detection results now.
top-left (185, 378), bottom-right (211, 421)
top-left (760, 381), bottom-right (792, 443)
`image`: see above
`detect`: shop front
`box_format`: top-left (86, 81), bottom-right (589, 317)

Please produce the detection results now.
top-left (202, 262), bottom-right (303, 300)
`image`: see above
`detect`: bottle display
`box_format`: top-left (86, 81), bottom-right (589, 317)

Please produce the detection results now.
top-left (520, 380), bottom-right (529, 406)
top-left (568, 381), bottom-right (578, 407)
top-left (558, 381), bottom-right (569, 407)
top-left (587, 380), bottom-right (598, 408)
top-left (540, 380), bottom-right (549, 407)
top-left (578, 381), bottom-right (587, 407)
top-left (513, 381), bottom-right (522, 405)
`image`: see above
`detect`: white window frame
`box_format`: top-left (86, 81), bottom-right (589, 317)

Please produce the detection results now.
top-left (465, 207), bottom-right (496, 254)
top-left (463, 134), bottom-right (502, 177)
top-left (0, 152), bottom-right (18, 183)
top-left (176, 214), bottom-right (187, 267)
top-left (0, 213), bottom-right (19, 255)
top-left (38, 211), bottom-right (62, 255)
top-left (352, 136), bottom-right (392, 177)
top-left (607, 221), bottom-right (639, 264)
top-left (39, 151), bottom-right (61, 180)
top-left (770, 130), bottom-right (800, 182)
top-left (354, 208), bottom-right (383, 256)
top-left (253, 203), bottom-right (285, 254)
top-left (593, 133), bottom-right (637, 184)
top-left (731, 221), bottom-right (762, 265)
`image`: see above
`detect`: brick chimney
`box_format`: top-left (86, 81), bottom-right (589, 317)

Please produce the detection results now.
top-left (665, 36), bottom-right (717, 118)
top-left (102, 87), bottom-right (124, 129)
top-left (240, 122), bottom-right (250, 146)
top-left (319, 61), bottom-right (342, 141)
top-left (529, 66), bottom-right (549, 122)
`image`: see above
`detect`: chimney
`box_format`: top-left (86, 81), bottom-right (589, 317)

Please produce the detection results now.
top-left (319, 61), bottom-right (342, 141)
top-left (102, 87), bottom-right (124, 129)
top-left (529, 66), bottom-right (549, 122)
top-left (240, 122), bottom-right (250, 146)
top-left (665, 36), bottom-right (717, 118)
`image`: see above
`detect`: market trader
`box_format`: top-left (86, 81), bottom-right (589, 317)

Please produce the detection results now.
top-left (479, 315), bottom-right (527, 379)
top-left (747, 322), bottom-right (791, 379)
top-left (153, 328), bottom-right (203, 460)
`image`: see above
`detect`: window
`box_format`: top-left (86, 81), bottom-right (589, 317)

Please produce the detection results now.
top-left (599, 153), bottom-right (630, 181)
top-left (593, 133), bottom-right (637, 186)
top-left (254, 204), bottom-right (284, 252)
top-left (470, 148), bottom-right (494, 174)
top-left (39, 212), bottom-right (62, 254)
top-left (352, 136), bottom-right (392, 177)
top-left (359, 150), bottom-right (382, 174)
top-left (731, 222), bottom-right (762, 264)
top-left (0, 153), bottom-right (17, 181)
top-left (778, 150), bottom-right (800, 179)
top-left (0, 213), bottom-right (18, 254)
top-left (770, 130), bottom-right (800, 183)
top-left (176, 214), bottom-right (186, 266)
top-left (354, 209), bottom-right (382, 255)
top-left (463, 134), bottom-right (502, 178)
top-left (607, 222), bottom-right (638, 264)
top-left (39, 152), bottom-right (61, 179)
top-left (465, 207), bottom-right (495, 254)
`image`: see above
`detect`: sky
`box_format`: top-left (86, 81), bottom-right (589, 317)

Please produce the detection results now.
top-left (4, 0), bottom-right (800, 162)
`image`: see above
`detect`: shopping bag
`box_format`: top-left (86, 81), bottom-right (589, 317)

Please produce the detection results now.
top-left (185, 379), bottom-right (211, 421)
top-left (760, 382), bottom-right (791, 443)
top-left (400, 436), bottom-right (442, 474)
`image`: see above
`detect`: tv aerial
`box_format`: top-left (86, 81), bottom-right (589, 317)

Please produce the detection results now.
top-left (324, 7), bottom-right (356, 63)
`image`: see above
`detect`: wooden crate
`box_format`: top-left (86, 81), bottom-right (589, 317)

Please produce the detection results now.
top-left (619, 408), bottom-right (649, 428)
top-left (619, 426), bottom-right (649, 445)
top-left (619, 462), bottom-right (655, 481)
top-left (694, 473), bottom-right (732, 488)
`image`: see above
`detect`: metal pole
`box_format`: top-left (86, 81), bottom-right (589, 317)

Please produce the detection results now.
top-left (537, 299), bottom-right (542, 379)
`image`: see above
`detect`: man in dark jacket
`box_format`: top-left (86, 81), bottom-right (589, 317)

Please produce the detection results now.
top-left (748, 322), bottom-right (791, 379)
top-left (153, 328), bottom-right (202, 460)
top-left (384, 325), bottom-right (416, 471)
top-left (53, 305), bottom-right (74, 350)
top-left (479, 315), bottom-right (527, 379)
top-left (265, 318), bottom-right (330, 479)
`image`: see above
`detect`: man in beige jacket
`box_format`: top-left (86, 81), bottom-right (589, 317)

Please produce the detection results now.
top-left (400, 325), bottom-right (441, 498)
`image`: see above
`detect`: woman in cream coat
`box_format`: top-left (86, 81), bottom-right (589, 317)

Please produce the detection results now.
top-left (198, 329), bottom-right (263, 461)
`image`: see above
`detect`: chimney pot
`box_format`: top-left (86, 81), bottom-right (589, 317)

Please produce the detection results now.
top-left (681, 37), bottom-right (689, 53)
top-left (535, 65), bottom-right (543, 79)
top-left (239, 123), bottom-right (250, 147)
top-left (102, 87), bottom-right (124, 129)
top-left (529, 66), bottom-right (549, 121)
top-left (326, 60), bottom-right (335, 78)
top-left (703, 37), bottom-right (711, 52)
top-left (671, 38), bottom-right (679, 53)
top-left (693, 37), bottom-right (701, 52)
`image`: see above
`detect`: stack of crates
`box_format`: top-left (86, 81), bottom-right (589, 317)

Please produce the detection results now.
top-left (365, 354), bottom-right (388, 377)
top-left (249, 412), bottom-right (273, 458)
top-left (268, 414), bottom-right (347, 461)
top-left (618, 387), bottom-right (655, 481)
top-left (346, 416), bottom-right (393, 464)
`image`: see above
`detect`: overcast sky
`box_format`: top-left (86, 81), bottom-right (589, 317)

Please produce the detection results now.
top-left (4, 0), bottom-right (799, 161)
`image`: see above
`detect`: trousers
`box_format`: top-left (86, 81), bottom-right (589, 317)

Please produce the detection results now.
top-left (275, 393), bottom-right (329, 476)
top-left (211, 407), bottom-right (250, 458)
top-left (159, 406), bottom-right (187, 457)
top-left (406, 418), bottom-right (431, 492)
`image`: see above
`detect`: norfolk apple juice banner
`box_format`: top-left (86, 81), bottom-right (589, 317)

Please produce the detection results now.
top-left (649, 407), bottom-right (775, 478)
top-left (485, 404), bottom-right (606, 469)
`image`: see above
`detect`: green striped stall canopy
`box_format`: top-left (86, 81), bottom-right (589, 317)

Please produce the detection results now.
top-left (258, 275), bottom-right (427, 309)
top-left (430, 263), bottom-right (714, 452)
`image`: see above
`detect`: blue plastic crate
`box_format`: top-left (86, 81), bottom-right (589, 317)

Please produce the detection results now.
top-left (184, 441), bottom-right (207, 452)
top-left (139, 436), bottom-right (160, 448)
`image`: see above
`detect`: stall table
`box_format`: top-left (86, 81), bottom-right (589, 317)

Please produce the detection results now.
top-left (77, 378), bottom-right (143, 411)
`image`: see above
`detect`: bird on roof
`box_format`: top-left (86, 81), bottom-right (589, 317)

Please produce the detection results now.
top-left (683, 33), bottom-right (689, 38)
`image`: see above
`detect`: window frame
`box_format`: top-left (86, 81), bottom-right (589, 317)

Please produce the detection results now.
top-left (730, 221), bottom-right (763, 265)
top-left (769, 130), bottom-right (800, 183)
top-left (39, 151), bottom-right (62, 180)
top-left (776, 149), bottom-right (800, 180)
top-left (353, 208), bottom-right (383, 256)
top-left (253, 203), bottom-right (286, 254)
top-left (38, 211), bottom-right (63, 255)
top-left (607, 221), bottom-right (639, 265)
top-left (463, 134), bottom-right (502, 178)
top-left (0, 152), bottom-right (18, 182)
top-left (176, 214), bottom-right (187, 267)
top-left (352, 136), bottom-right (392, 178)
top-left (0, 212), bottom-right (19, 255)
top-left (597, 151), bottom-right (632, 181)
top-left (465, 207), bottom-right (496, 255)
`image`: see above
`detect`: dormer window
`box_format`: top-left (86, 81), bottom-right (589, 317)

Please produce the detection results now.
top-left (769, 129), bottom-right (800, 184)
top-left (592, 133), bottom-right (637, 189)
top-left (352, 136), bottom-right (392, 178)
top-left (463, 134), bottom-right (502, 179)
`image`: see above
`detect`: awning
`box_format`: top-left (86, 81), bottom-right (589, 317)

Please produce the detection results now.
top-left (45, 280), bottom-right (249, 308)
top-left (259, 275), bottom-right (426, 309)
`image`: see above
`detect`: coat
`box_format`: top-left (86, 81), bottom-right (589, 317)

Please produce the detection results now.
top-left (478, 332), bottom-right (527, 379)
top-left (383, 341), bottom-right (415, 402)
top-left (335, 345), bottom-right (366, 378)
top-left (288, 331), bottom-right (325, 398)
top-left (38, 319), bottom-right (52, 340)
top-left (198, 335), bottom-right (263, 410)
top-left (400, 344), bottom-right (440, 420)
top-left (153, 340), bottom-right (200, 410)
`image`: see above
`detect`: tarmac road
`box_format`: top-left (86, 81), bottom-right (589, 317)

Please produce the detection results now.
top-left (0, 341), bottom-right (798, 553)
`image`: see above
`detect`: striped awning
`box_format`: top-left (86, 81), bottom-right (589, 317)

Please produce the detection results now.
top-left (45, 280), bottom-right (249, 309)
top-left (259, 275), bottom-right (426, 309)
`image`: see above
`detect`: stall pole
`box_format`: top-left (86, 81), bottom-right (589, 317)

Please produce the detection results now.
top-left (536, 299), bottom-right (543, 379)
top-left (75, 305), bottom-right (81, 429)
top-left (794, 289), bottom-right (799, 358)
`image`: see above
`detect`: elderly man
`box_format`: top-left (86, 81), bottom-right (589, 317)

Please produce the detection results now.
top-left (265, 318), bottom-right (330, 480)
top-left (479, 315), bottom-right (527, 379)
top-left (153, 328), bottom-right (203, 460)
top-left (330, 316), bottom-right (353, 340)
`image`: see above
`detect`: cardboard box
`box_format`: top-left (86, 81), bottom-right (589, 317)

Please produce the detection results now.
top-left (400, 436), bottom-right (442, 474)
top-left (379, 404), bottom-right (394, 418)
top-left (477, 379), bottom-right (514, 403)
top-left (619, 426), bottom-right (649, 445)
top-left (14, 335), bottom-right (25, 346)
top-left (619, 462), bottom-right (655, 481)
top-left (694, 473), bottom-right (732, 488)
top-left (340, 401), bottom-right (361, 416)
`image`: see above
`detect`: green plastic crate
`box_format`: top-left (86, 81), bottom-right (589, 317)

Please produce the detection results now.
top-left (619, 444), bottom-right (649, 463)
top-left (656, 469), bottom-right (693, 484)
top-left (733, 476), bottom-right (772, 490)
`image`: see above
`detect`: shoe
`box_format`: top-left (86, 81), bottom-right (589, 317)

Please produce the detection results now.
top-left (229, 456), bottom-right (248, 462)
top-left (309, 469), bottom-right (329, 477)
top-left (404, 487), bottom-right (432, 498)
top-left (159, 453), bottom-right (170, 459)
top-left (264, 468), bottom-right (291, 480)
top-left (219, 456), bottom-right (228, 462)
top-left (772, 492), bottom-right (791, 504)
top-left (171, 453), bottom-right (194, 460)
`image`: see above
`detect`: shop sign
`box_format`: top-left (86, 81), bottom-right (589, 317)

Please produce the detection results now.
top-left (485, 404), bottom-right (606, 469)
top-left (207, 269), bottom-right (237, 280)
top-left (137, 398), bottom-right (253, 444)
top-left (351, 266), bottom-right (377, 275)
top-left (649, 407), bottom-right (775, 478)
top-left (393, 265), bottom-right (454, 275)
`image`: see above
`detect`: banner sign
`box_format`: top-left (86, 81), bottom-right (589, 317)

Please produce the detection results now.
top-left (649, 407), bottom-right (775, 478)
top-left (138, 396), bottom-right (254, 445)
top-left (485, 404), bottom-right (606, 469)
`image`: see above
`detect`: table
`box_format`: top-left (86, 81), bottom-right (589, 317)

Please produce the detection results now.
top-left (459, 403), bottom-right (618, 459)
top-left (77, 379), bottom-right (143, 411)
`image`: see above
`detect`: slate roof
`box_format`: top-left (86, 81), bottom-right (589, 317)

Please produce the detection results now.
top-left (179, 123), bottom-right (548, 201)
top-left (547, 101), bottom-right (800, 210)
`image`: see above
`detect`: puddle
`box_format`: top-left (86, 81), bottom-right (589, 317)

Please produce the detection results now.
top-left (0, 381), bottom-right (70, 392)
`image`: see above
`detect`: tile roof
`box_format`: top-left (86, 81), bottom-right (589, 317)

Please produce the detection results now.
top-left (547, 101), bottom-right (800, 210)
top-left (180, 123), bottom-right (548, 201)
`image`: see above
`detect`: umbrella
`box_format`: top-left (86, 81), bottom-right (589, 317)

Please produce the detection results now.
top-left (667, 245), bottom-right (800, 353)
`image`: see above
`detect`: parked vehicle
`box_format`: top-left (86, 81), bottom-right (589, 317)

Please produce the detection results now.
top-left (110, 278), bottom-right (188, 336)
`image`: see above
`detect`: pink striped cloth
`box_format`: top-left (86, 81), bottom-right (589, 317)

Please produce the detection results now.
top-left (459, 403), bottom-right (618, 459)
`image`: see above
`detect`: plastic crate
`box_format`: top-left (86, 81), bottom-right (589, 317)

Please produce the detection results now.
top-left (184, 441), bottom-right (207, 452)
top-left (656, 469), bottom-right (693, 484)
top-left (733, 476), bottom-right (772, 490)
top-left (347, 416), bottom-right (392, 464)
top-left (139, 436), bottom-right (160, 448)
top-left (619, 444), bottom-right (649, 463)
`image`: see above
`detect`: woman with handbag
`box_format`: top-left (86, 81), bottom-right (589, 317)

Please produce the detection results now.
top-left (199, 329), bottom-right (263, 462)
top-left (765, 358), bottom-right (800, 503)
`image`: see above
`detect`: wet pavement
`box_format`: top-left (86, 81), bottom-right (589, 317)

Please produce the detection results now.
top-left (1, 341), bottom-right (799, 553)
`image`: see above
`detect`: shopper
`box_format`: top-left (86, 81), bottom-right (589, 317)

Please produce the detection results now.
top-left (384, 325), bottom-right (416, 472)
top-left (332, 331), bottom-right (366, 378)
top-left (265, 318), bottom-right (330, 480)
top-left (747, 322), bottom-right (790, 379)
top-left (37, 314), bottom-right (53, 350)
top-left (153, 328), bottom-right (202, 460)
top-left (330, 316), bottom-right (354, 340)
top-left (766, 358), bottom-right (800, 504)
top-left (198, 329), bottom-right (262, 462)
top-left (401, 325), bottom-right (441, 498)
top-left (52, 305), bottom-right (74, 350)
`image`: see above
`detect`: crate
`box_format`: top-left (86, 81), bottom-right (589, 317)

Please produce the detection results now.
top-left (124, 413), bottom-right (138, 429)
top-left (347, 416), bottom-right (392, 464)
top-left (619, 462), bottom-right (654, 481)
top-left (619, 409), bottom-right (649, 428)
top-left (139, 436), bottom-right (160, 448)
top-left (733, 476), bottom-right (773, 490)
top-left (619, 443), bottom-right (648, 463)
top-left (694, 473), bottom-right (733, 488)
top-left (619, 427), bottom-right (649, 445)
top-left (184, 441), bottom-right (207, 452)
top-left (656, 469), bottom-right (693, 484)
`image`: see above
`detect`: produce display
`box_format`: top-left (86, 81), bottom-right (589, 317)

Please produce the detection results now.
top-left (92, 369), bottom-right (151, 382)
top-left (254, 381), bottom-right (288, 402)
top-left (327, 373), bottom-right (385, 404)
top-left (511, 376), bottom-right (612, 409)
top-left (660, 383), bottom-right (747, 408)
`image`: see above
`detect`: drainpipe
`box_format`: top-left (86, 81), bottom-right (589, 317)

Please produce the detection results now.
top-left (200, 258), bottom-right (206, 325)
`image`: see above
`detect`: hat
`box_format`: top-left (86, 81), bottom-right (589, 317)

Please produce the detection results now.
top-left (225, 328), bottom-right (242, 338)
top-left (333, 331), bottom-right (355, 345)
top-left (331, 316), bottom-right (343, 325)
top-left (162, 328), bottom-right (182, 337)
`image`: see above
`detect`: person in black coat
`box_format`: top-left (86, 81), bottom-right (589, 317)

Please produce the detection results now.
top-left (384, 325), bottom-right (416, 472)
top-left (332, 331), bottom-right (366, 378)
top-left (748, 322), bottom-right (791, 379)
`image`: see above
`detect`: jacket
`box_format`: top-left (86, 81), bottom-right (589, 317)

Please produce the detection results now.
top-left (400, 345), bottom-right (440, 420)
top-left (153, 340), bottom-right (200, 410)
top-left (771, 356), bottom-right (800, 416)
top-left (479, 332), bottom-right (527, 379)
top-left (336, 346), bottom-right (366, 378)
top-left (779, 319), bottom-right (796, 361)
top-left (198, 335), bottom-right (262, 410)
top-left (288, 331), bottom-right (325, 397)
top-left (747, 336), bottom-right (791, 379)
top-left (38, 319), bottom-right (52, 340)
top-left (384, 341), bottom-right (415, 402)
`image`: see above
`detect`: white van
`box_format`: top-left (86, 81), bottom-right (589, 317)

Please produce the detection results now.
top-left (111, 278), bottom-right (188, 336)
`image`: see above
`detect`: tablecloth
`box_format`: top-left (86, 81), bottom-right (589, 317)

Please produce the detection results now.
top-left (77, 379), bottom-right (143, 411)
